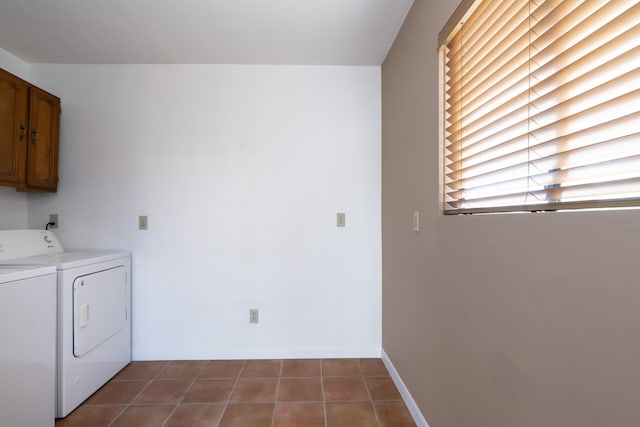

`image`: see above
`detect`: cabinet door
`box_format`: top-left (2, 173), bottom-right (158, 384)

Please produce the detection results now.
top-left (27, 86), bottom-right (60, 191)
top-left (0, 69), bottom-right (28, 187)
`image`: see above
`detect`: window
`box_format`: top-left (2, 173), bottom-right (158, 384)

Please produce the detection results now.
top-left (440, 0), bottom-right (640, 214)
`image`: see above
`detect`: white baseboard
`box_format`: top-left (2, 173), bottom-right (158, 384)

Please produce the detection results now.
top-left (381, 348), bottom-right (430, 427)
top-left (133, 346), bottom-right (381, 361)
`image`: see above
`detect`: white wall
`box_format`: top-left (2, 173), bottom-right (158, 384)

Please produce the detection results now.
top-left (0, 187), bottom-right (28, 229)
top-left (27, 64), bottom-right (382, 360)
top-left (0, 48), bottom-right (29, 229)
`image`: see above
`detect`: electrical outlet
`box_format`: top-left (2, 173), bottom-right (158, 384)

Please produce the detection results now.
top-left (336, 212), bottom-right (346, 227)
top-left (48, 213), bottom-right (58, 229)
top-left (249, 309), bottom-right (259, 324)
top-left (138, 215), bottom-right (148, 230)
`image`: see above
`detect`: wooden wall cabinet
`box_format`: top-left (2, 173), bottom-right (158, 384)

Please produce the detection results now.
top-left (0, 67), bottom-right (60, 192)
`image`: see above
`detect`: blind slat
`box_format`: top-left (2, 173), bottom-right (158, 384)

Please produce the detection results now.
top-left (446, 6), bottom-right (640, 129)
top-left (446, 177), bottom-right (640, 211)
top-left (447, 35), bottom-right (640, 137)
top-left (448, 153), bottom-right (640, 201)
top-left (447, 112), bottom-right (640, 171)
top-left (445, 0), bottom-right (606, 115)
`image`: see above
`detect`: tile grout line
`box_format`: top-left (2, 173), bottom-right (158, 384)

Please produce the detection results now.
top-left (105, 360), bottom-right (170, 427)
top-left (104, 405), bottom-right (128, 427)
top-left (360, 360), bottom-right (383, 427)
top-left (216, 359), bottom-right (246, 427)
top-left (320, 360), bottom-right (328, 427)
top-left (159, 361), bottom-right (205, 427)
top-left (270, 360), bottom-right (284, 427)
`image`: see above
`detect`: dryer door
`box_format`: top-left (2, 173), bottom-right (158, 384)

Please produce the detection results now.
top-left (73, 266), bottom-right (127, 357)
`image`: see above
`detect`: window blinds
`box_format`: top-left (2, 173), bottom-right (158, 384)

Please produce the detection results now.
top-left (440, 0), bottom-right (640, 214)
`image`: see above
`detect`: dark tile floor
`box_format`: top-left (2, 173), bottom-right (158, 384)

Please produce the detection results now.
top-left (55, 358), bottom-right (416, 427)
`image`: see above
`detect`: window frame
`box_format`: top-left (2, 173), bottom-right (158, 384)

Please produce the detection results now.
top-left (439, 0), bottom-right (640, 215)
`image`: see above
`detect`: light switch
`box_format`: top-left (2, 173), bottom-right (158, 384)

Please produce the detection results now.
top-left (249, 309), bottom-right (259, 324)
top-left (139, 215), bottom-right (148, 230)
top-left (336, 212), bottom-right (346, 227)
top-left (413, 211), bottom-right (420, 232)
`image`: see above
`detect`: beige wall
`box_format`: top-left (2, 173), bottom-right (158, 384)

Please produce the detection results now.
top-left (381, 1), bottom-right (640, 426)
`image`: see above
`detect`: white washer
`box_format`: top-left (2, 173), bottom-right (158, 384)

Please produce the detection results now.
top-left (0, 265), bottom-right (56, 427)
top-left (0, 230), bottom-right (132, 418)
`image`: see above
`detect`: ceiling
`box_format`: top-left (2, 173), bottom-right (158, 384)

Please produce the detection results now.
top-left (0, 0), bottom-right (414, 65)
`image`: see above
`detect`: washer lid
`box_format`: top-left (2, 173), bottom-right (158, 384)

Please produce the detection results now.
top-left (2, 250), bottom-right (131, 270)
top-left (0, 265), bottom-right (56, 283)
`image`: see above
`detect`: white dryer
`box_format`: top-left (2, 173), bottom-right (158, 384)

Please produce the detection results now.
top-left (0, 230), bottom-right (132, 418)
top-left (0, 265), bottom-right (56, 427)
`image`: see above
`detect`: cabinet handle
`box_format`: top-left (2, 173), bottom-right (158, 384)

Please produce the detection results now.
top-left (19, 124), bottom-right (26, 141)
top-left (31, 128), bottom-right (38, 144)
